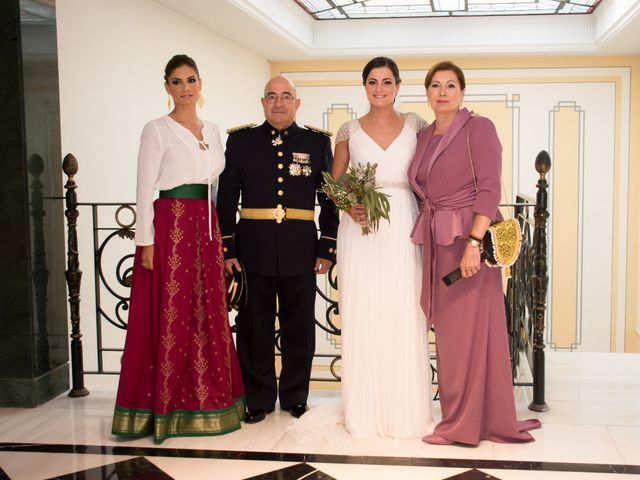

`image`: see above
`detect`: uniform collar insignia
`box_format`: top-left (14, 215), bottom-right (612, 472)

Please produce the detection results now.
top-left (304, 124), bottom-right (333, 137)
top-left (226, 123), bottom-right (256, 134)
top-left (265, 122), bottom-right (297, 146)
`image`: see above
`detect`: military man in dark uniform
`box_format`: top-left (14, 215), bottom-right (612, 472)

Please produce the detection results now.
top-left (217, 75), bottom-right (338, 423)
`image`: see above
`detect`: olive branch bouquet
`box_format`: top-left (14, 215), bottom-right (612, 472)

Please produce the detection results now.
top-left (321, 162), bottom-right (390, 235)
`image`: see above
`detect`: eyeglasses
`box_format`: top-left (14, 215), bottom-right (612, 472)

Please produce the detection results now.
top-left (264, 93), bottom-right (295, 103)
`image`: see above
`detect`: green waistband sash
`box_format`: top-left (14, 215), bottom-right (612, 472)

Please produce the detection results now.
top-left (159, 184), bottom-right (208, 200)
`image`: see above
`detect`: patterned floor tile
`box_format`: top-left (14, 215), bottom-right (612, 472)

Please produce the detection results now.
top-left (242, 462), bottom-right (336, 480)
top-left (444, 469), bottom-right (503, 480)
top-left (45, 457), bottom-right (173, 480)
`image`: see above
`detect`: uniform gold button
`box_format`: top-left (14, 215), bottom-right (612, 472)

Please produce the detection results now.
top-left (271, 130), bottom-right (276, 135)
top-left (329, 248), bottom-right (334, 253)
top-left (277, 190), bottom-right (284, 196)
top-left (277, 151), bottom-right (283, 157)
top-left (278, 177), bottom-right (283, 183)
top-left (223, 247), bottom-right (228, 252)
top-left (283, 130), bottom-right (289, 136)
top-left (277, 163), bottom-right (284, 169)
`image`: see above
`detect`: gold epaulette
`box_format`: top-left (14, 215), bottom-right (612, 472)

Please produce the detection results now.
top-left (226, 123), bottom-right (257, 134)
top-left (304, 124), bottom-right (333, 137)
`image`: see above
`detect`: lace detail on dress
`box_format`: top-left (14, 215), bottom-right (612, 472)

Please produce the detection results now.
top-left (335, 120), bottom-right (360, 144)
top-left (404, 111), bottom-right (429, 133)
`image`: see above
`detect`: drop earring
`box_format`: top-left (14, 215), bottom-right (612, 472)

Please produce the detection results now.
top-left (167, 95), bottom-right (172, 112)
top-left (197, 94), bottom-right (205, 108)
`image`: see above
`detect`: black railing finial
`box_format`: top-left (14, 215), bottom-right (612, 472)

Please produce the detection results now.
top-left (63, 153), bottom-right (89, 397)
top-left (529, 150), bottom-right (551, 412)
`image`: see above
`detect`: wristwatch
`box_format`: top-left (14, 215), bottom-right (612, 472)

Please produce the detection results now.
top-left (468, 235), bottom-right (484, 253)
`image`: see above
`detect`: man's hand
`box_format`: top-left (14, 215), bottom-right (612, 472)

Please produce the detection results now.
top-left (314, 258), bottom-right (333, 275)
top-left (225, 258), bottom-right (242, 275)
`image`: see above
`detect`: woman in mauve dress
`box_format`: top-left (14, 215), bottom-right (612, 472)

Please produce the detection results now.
top-left (112, 54), bottom-right (244, 443)
top-left (408, 60), bottom-right (541, 446)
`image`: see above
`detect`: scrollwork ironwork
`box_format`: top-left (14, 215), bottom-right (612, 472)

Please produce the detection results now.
top-left (61, 151), bottom-right (551, 402)
top-left (95, 228), bottom-right (135, 330)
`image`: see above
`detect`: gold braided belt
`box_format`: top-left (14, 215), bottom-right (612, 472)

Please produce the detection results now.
top-left (240, 204), bottom-right (314, 224)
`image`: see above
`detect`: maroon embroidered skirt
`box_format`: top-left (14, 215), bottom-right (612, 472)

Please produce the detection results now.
top-left (112, 197), bottom-right (245, 443)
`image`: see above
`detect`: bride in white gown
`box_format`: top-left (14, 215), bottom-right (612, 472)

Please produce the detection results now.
top-left (332, 57), bottom-right (434, 439)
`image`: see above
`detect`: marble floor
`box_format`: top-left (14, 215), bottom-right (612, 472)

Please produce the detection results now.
top-left (0, 352), bottom-right (639, 479)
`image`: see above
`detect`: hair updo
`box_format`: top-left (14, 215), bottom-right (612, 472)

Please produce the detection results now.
top-left (164, 54), bottom-right (200, 82)
top-left (361, 56), bottom-right (401, 85)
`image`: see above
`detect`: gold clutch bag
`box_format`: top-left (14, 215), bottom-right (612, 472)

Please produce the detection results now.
top-left (482, 217), bottom-right (522, 272)
top-left (442, 219), bottom-right (523, 286)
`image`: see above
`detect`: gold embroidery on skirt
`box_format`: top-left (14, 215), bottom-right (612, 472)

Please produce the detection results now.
top-left (114, 399), bottom-right (247, 440)
top-left (193, 228), bottom-right (210, 409)
top-left (152, 398), bottom-right (245, 440)
top-left (213, 219), bottom-right (224, 268)
top-left (221, 295), bottom-right (233, 391)
top-left (160, 201), bottom-right (185, 412)
top-left (112, 407), bottom-right (153, 436)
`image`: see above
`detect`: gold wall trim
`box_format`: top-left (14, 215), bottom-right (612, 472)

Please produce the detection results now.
top-left (550, 104), bottom-right (582, 349)
top-left (271, 58), bottom-right (639, 353)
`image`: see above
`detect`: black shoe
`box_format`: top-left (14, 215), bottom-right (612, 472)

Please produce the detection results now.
top-left (243, 407), bottom-right (274, 424)
top-left (285, 403), bottom-right (308, 418)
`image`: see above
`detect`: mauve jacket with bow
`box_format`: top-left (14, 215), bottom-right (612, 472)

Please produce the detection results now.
top-left (407, 108), bottom-right (503, 327)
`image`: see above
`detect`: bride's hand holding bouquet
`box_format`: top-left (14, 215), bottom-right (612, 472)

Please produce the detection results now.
top-left (347, 204), bottom-right (366, 230)
top-left (321, 162), bottom-right (390, 235)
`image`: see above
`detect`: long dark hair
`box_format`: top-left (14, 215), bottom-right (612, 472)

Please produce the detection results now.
top-left (362, 56), bottom-right (401, 85)
top-left (164, 54), bottom-right (200, 82)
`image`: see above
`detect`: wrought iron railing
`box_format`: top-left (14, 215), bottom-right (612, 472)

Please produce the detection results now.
top-left (60, 151), bottom-right (550, 412)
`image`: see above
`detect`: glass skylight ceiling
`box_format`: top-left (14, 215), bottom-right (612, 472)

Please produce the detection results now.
top-left (294, 0), bottom-right (601, 18)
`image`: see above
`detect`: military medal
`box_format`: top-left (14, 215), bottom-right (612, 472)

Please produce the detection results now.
top-left (290, 152), bottom-right (312, 177)
top-left (272, 134), bottom-right (283, 146)
top-left (289, 163), bottom-right (302, 176)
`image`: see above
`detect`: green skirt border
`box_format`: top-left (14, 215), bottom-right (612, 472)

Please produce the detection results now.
top-left (112, 396), bottom-right (245, 443)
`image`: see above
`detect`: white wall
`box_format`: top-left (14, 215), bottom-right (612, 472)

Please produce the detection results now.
top-left (56, 0), bottom-right (270, 202)
top-left (56, 0), bottom-right (270, 389)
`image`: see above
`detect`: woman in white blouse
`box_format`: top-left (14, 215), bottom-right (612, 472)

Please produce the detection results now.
top-left (112, 55), bottom-right (245, 443)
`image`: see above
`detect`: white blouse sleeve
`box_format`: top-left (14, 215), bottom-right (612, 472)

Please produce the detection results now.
top-left (206, 121), bottom-right (225, 201)
top-left (208, 122), bottom-right (226, 182)
top-left (135, 121), bottom-right (163, 246)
